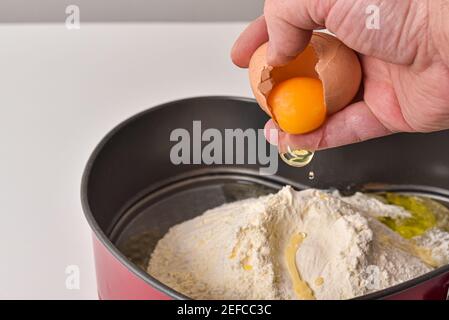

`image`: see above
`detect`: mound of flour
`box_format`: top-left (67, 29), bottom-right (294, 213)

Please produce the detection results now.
top-left (148, 186), bottom-right (444, 299)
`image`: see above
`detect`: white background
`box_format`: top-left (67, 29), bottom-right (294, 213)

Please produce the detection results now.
top-left (0, 23), bottom-right (251, 299)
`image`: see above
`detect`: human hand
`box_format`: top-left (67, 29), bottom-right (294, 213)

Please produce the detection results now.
top-left (232, 0), bottom-right (449, 150)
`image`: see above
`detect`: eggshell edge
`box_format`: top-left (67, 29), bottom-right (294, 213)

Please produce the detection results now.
top-left (248, 33), bottom-right (362, 119)
top-left (311, 33), bottom-right (362, 115)
top-left (248, 42), bottom-right (273, 117)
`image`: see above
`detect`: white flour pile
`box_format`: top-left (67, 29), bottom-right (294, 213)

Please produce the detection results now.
top-left (148, 186), bottom-right (449, 300)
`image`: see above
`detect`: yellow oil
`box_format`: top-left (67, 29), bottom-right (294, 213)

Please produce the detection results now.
top-left (285, 232), bottom-right (315, 300)
top-left (377, 193), bottom-right (444, 239)
top-left (314, 277), bottom-right (324, 286)
top-left (280, 148), bottom-right (314, 168)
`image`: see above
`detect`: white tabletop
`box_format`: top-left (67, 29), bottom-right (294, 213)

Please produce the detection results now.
top-left (0, 22), bottom-right (251, 299)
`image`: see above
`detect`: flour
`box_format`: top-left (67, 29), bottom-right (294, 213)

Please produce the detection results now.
top-left (336, 191), bottom-right (411, 219)
top-left (148, 186), bottom-right (448, 300)
top-left (414, 228), bottom-right (449, 266)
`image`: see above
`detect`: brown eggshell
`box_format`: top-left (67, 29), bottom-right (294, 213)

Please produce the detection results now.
top-left (248, 42), bottom-right (273, 117)
top-left (248, 32), bottom-right (362, 118)
top-left (311, 33), bottom-right (362, 115)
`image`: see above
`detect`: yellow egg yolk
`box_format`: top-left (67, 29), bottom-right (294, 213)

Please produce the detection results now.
top-left (267, 77), bottom-right (326, 134)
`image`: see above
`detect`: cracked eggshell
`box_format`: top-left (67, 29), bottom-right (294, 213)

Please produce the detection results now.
top-left (249, 32), bottom-right (362, 118)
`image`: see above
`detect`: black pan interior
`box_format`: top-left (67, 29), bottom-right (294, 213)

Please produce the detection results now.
top-left (82, 96), bottom-right (449, 299)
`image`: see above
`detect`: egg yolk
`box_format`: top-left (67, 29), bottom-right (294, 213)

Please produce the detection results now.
top-left (267, 77), bottom-right (326, 134)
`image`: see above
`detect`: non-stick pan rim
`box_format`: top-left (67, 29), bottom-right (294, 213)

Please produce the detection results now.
top-left (81, 96), bottom-right (449, 300)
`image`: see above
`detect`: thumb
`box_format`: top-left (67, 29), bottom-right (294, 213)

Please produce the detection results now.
top-left (265, 101), bottom-right (392, 151)
top-left (264, 0), bottom-right (335, 66)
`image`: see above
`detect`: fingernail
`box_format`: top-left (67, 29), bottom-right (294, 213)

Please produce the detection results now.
top-left (264, 127), bottom-right (278, 146)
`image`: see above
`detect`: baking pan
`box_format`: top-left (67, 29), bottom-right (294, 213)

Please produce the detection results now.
top-left (81, 96), bottom-right (449, 300)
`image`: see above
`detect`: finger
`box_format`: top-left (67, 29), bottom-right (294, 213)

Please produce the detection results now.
top-left (265, 15), bottom-right (312, 66)
top-left (275, 101), bottom-right (393, 151)
top-left (231, 16), bottom-right (269, 68)
top-left (263, 0), bottom-right (326, 66)
top-left (265, 0), bottom-right (423, 66)
top-left (264, 120), bottom-right (279, 145)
